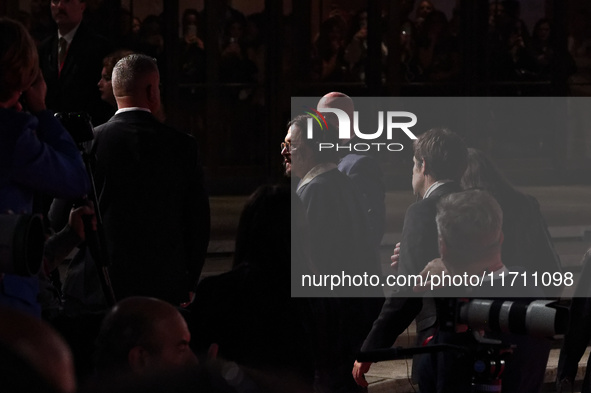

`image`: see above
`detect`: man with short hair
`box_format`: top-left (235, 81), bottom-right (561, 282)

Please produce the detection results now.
top-left (94, 297), bottom-right (197, 377)
top-left (92, 54), bottom-right (210, 305)
top-left (353, 128), bottom-right (468, 386)
top-left (419, 189), bottom-right (551, 393)
top-left (38, 0), bottom-right (112, 125)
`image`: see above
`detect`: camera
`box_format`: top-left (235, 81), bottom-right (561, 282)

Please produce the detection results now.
top-left (0, 214), bottom-right (44, 276)
top-left (455, 298), bottom-right (568, 339)
top-left (54, 112), bottom-right (94, 145)
top-left (436, 298), bottom-right (569, 339)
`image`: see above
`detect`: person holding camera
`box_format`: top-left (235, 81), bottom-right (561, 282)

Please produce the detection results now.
top-left (418, 190), bottom-right (551, 393)
top-left (0, 18), bottom-right (90, 316)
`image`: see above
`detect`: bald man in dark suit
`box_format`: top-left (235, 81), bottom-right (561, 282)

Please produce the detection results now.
top-left (92, 54), bottom-right (210, 305)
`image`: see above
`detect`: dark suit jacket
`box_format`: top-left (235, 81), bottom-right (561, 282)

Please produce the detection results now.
top-left (297, 167), bottom-right (381, 283)
top-left (361, 181), bottom-right (462, 351)
top-left (189, 264), bottom-right (315, 387)
top-left (558, 248), bottom-right (591, 393)
top-left (92, 110), bottom-right (210, 304)
top-left (338, 153), bottom-right (386, 247)
top-left (38, 22), bottom-right (113, 126)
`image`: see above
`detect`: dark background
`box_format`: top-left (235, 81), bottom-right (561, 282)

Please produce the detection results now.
top-left (3, 0), bottom-right (591, 194)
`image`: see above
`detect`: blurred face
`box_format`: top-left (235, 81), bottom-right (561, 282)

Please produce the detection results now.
top-left (51, 0), bottom-right (85, 33)
top-left (144, 312), bottom-right (197, 372)
top-left (281, 126), bottom-right (294, 177)
top-left (282, 124), bottom-right (312, 179)
top-left (132, 17), bottom-right (141, 34)
top-left (412, 156), bottom-right (426, 197)
top-left (536, 22), bottom-right (550, 42)
top-left (97, 66), bottom-right (115, 106)
top-left (418, 1), bottom-right (433, 18)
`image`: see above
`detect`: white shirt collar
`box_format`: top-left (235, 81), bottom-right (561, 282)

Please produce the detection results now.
top-left (483, 265), bottom-right (510, 282)
top-left (423, 180), bottom-right (452, 199)
top-left (115, 107), bottom-right (152, 115)
top-left (297, 163), bottom-right (337, 192)
top-left (58, 22), bottom-right (81, 46)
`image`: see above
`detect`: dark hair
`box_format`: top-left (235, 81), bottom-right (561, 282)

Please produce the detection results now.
top-left (288, 114), bottom-right (339, 164)
top-left (315, 16), bottom-right (346, 61)
top-left (413, 128), bottom-right (468, 182)
top-left (102, 49), bottom-right (135, 76)
top-left (461, 147), bottom-right (522, 206)
top-left (94, 299), bottom-right (164, 374)
top-left (182, 8), bottom-right (200, 30)
top-left (533, 18), bottom-right (553, 43)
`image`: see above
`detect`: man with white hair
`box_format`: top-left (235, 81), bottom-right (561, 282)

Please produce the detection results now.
top-left (419, 189), bottom-right (551, 393)
top-left (92, 54), bottom-right (210, 306)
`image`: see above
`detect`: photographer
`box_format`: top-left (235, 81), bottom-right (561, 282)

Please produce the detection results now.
top-left (0, 18), bottom-right (90, 316)
top-left (418, 190), bottom-right (551, 393)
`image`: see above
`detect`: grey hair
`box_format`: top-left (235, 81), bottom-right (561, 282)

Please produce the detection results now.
top-left (436, 189), bottom-right (503, 266)
top-left (112, 54), bottom-right (158, 95)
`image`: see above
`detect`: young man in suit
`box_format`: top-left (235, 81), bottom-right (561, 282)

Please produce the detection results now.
top-left (353, 128), bottom-right (468, 386)
top-left (92, 54), bottom-right (210, 306)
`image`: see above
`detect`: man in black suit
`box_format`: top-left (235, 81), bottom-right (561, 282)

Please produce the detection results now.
top-left (92, 54), bottom-right (210, 305)
top-left (353, 128), bottom-right (468, 386)
top-left (38, 0), bottom-right (112, 126)
top-left (283, 114), bottom-right (382, 392)
top-left (317, 92), bottom-right (386, 248)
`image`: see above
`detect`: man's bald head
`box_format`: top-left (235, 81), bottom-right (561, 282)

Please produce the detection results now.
top-left (317, 92), bottom-right (355, 143)
top-left (95, 297), bottom-right (196, 376)
top-left (112, 54), bottom-right (161, 113)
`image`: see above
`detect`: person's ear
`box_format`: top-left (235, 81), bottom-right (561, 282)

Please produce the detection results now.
top-left (128, 346), bottom-right (148, 373)
top-left (420, 158), bottom-right (427, 175)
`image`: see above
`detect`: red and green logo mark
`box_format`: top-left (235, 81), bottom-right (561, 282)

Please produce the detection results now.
top-left (303, 106), bottom-right (328, 131)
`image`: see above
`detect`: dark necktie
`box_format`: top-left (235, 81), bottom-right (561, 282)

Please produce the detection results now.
top-left (58, 37), bottom-right (68, 71)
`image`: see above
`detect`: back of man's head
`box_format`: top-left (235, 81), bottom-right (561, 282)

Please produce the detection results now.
top-left (413, 128), bottom-right (468, 182)
top-left (112, 54), bottom-right (159, 99)
top-left (436, 189), bottom-right (503, 272)
top-left (95, 297), bottom-right (196, 376)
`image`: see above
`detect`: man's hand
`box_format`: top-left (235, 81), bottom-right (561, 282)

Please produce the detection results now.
top-left (390, 242), bottom-right (401, 269)
top-left (68, 202), bottom-right (96, 241)
top-left (352, 361), bottom-right (371, 387)
top-left (23, 70), bottom-right (47, 112)
top-left (413, 257), bottom-right (447, 292)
